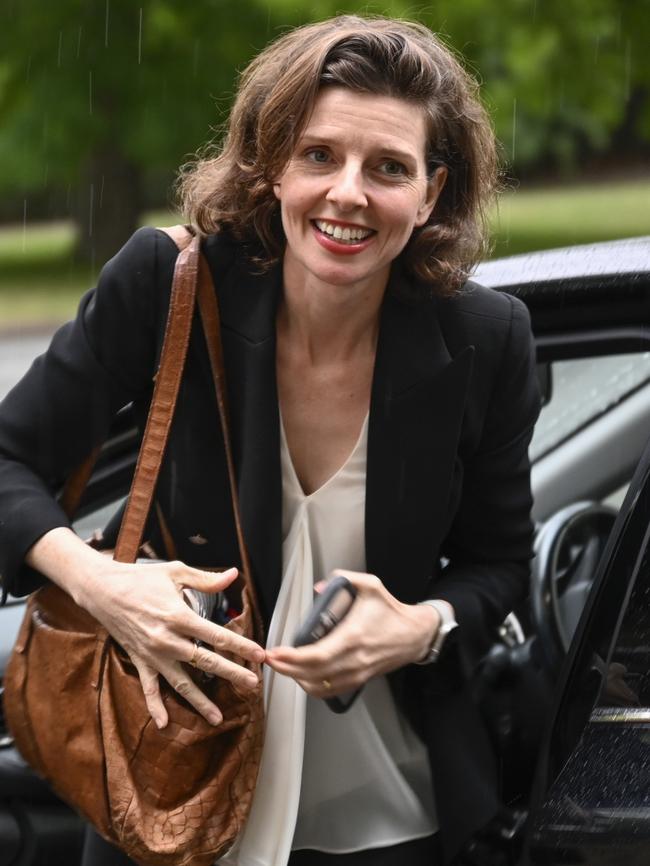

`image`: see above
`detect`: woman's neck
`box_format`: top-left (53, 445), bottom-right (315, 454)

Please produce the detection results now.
top-left (278, 266), bottom-right (386, 365)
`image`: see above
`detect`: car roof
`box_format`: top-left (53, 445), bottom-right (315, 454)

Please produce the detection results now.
top-left (474, 236), bottom-right (650, 291)
top-left (473, 236), bottom-right (650, 335)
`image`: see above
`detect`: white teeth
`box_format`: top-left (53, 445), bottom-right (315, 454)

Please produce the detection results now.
top-left (314, 220), bottom-right (373, 244)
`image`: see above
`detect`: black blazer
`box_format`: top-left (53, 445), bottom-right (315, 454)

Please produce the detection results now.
top-left (0, 227), bottom-right (540, 862)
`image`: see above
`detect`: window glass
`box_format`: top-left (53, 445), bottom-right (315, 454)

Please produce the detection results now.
top-left (531, 352), bottom-right (650, 461)
top-left (597, 527), bottom-right (650, 712)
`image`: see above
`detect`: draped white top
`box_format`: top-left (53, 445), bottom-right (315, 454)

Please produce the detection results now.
top-left (219, 415), bottom-right (436, 866)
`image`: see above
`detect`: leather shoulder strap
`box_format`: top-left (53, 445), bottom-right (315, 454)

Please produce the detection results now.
top-left (159, 224), bottom-right (195, 250)
top-left (59, 226), bottom-right (195, 518)
top-left (114, 227), bottom-right (198, 562)
top-left (196, 257), bottom-right (263, 634)
top-left (62, 225), bottom-right (259, 627)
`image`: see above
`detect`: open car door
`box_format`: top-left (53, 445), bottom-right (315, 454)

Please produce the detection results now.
top-left (523, 434), bottom-right (650, 865)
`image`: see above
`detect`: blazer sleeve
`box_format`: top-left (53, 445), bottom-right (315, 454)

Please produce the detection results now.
top-left (0, 227), bottom-right (178, 600)
top-left (432, 294), bottom-right (540, 666)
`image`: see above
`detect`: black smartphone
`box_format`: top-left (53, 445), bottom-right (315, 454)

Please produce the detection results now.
top-left (293, 575), bottom-right (362, 714)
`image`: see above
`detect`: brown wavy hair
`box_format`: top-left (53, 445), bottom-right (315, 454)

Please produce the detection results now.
top-left (176, 15), bottom-right (499, 297)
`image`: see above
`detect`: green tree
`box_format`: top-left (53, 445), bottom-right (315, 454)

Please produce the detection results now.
top-left (0, 0), bottom-right (301, 263)
top-left (369, 0), bottom-right (649, 172)
top-left (0, 0), bottom-right (647, 263)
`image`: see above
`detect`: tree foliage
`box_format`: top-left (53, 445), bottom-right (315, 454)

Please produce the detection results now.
top-left (0, 0), bottom-right (647, 260)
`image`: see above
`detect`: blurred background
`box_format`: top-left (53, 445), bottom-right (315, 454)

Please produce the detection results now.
top-left (0, 0), bottom-right (648, 328)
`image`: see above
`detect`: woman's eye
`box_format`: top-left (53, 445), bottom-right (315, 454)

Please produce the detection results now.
top-left (379, 160), bottom-right (407, 177)
top-left (306, 149), bottom-right (330, 165)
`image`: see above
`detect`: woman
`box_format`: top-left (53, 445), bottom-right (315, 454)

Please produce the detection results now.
top-left (0, 15), bottom-right (539, 866)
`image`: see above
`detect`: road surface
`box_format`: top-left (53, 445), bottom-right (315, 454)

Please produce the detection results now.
top-left (0, 330), bottom-right (53, 401)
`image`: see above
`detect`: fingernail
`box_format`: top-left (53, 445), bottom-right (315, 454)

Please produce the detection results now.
top-left (209, 711), bottom-right (223, 726)
top-left (155, 717), bottom-right (166, 730)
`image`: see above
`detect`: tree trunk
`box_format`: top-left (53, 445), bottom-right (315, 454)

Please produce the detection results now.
top-left (611, 85), bottom-right (650, 158)
top-left (74, 149), bottom-right (143, 270)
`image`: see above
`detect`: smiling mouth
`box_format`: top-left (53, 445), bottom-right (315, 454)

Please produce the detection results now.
top-left (312, 219), bottom-right (375, 245)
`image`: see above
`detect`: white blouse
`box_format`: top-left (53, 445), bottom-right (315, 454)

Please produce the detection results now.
top-left (219, 415), bottom-right (436, 866)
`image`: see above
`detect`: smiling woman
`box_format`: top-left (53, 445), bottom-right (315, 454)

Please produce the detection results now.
top-left (0, 14), bottom-right (539, 866)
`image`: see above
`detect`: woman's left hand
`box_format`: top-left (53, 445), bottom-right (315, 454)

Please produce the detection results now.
top-left (264, 570), bottom-right (441, 698)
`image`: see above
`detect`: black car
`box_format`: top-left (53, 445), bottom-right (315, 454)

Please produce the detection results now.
top-left (1, 236), bottom-right (650, 865)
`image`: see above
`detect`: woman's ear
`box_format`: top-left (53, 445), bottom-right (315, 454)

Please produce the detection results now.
top-left (415, 165), bottom-right (448, 227)
top-left (273, 182), bottom-right (281, 200)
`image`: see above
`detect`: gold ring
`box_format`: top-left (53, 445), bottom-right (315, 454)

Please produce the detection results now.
top-left (190, 643), bottom-right (201, 668)
top-left (322, 679), bottom-right (332, 690)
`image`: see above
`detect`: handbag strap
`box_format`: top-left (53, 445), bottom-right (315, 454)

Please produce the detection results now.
top-left (196, 256), bottom-right (263, 634)
top-left (59, 226), bottom-right (197, 520)
top-left (61, 227), bottom-right (259, 629)
top-left (115, 229), bottom-right (261, 632)
top-left (113, 229), bottom-right (199, 561)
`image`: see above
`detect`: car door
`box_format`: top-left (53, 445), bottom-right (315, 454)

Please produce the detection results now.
top-left (523, 435), bottom-right (650, 865)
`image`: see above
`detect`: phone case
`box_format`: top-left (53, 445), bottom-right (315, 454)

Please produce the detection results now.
top-left (293, 575), bottom-right (362, 713)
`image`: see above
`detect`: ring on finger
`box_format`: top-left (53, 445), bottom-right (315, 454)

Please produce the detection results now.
top-left (189, 642), bottom-right (201, 668)
top-left (322, 679), bottom-right (332, 690)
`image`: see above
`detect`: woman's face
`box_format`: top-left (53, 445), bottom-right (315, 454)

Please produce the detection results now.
top-left (273, 87), bottom-right (446, 295)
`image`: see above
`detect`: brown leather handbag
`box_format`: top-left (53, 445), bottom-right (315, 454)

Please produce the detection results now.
top-left (3, 227), bottom-right (265, 866)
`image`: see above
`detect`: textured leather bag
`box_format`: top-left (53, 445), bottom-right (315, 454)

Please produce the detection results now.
top-left (3, 227), bottom-right (265, 866)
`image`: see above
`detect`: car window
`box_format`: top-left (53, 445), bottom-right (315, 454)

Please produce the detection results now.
top-left (74, 502), bottom-right (125, 541)
top-left (595, 527), bottom-right (650, 715)
top-left (531, 352), bottom-right (650, 462)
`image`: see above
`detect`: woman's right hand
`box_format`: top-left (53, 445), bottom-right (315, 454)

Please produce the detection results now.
top-left (26, 527), bottom-right (265, 729)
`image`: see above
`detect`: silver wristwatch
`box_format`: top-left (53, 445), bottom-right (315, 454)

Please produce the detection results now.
top-left (415, 599), bottom-right (459, 665)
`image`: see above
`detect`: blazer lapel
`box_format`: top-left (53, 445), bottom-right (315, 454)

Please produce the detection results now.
top-left (366, 289), bottom-right (474, 604)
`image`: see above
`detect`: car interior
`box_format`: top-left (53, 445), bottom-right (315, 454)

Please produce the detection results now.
top-left (469, 343), bottom-right (650, 839)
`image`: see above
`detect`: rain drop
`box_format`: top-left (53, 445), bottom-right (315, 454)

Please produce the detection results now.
top-left (624, 39), bottom-right (632, 101)
top-left (138, 8), bottom-right (143, 65)
top-left (193, 39), bottom-right (200, 77)
top-left (89, 183), bottom-right (94, 239)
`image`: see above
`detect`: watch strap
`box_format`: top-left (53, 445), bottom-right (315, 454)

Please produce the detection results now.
top-left (415, 599), bottom-right (458, 665)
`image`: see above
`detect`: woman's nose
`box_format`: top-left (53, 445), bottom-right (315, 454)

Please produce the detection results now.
top-left (325, 162), bottom-right (368, 211)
